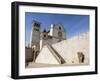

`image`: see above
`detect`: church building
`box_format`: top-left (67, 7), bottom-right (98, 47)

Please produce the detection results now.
top-left (28, 20), bottom-right (66, 63)
top-left (30, 20), bottom-right (66, 51)
top-left (26, 20), bottom-right (88, 67)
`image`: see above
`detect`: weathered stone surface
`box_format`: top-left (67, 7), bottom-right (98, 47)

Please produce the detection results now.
top-left (25, 47), bottom-right (33, 66)
top-left (35, 32), bottom-right (89, 65)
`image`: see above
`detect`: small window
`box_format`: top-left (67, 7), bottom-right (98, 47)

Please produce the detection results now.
top-left (34, 28), bottom-right (39, 31)
top-left (44, 34), bottom-right (46, 37)
top-left (59, 26), bottom-right (61, 30)
top-left (34, 23), bottom-right (40, 27)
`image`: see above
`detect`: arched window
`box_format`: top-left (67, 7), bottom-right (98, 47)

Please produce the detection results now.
top-left (44, 34), bottom-right (46, 37)
top-left (34, 22), bottom-right (40, 27)
top-left (59, 26), bottom-right (61, 30)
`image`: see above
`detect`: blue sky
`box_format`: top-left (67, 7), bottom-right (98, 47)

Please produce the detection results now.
top-left (25, 12), bottom-right (89, 46)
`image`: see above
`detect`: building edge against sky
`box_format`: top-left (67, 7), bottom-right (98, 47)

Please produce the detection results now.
top-left (25, 12), bottom-right (89, 47)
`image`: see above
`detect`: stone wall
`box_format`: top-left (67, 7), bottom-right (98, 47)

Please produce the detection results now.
top-left (25, 47), bottom-right (33, 66)
top-left (52, 32), bottom-right (89, 64)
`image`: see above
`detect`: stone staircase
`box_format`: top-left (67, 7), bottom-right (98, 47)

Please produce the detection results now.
top-left (47, 44), bottom-right (66, 64)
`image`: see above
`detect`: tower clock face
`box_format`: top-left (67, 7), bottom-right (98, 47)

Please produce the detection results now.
top-left (58, 31), bottom-right (62, 37)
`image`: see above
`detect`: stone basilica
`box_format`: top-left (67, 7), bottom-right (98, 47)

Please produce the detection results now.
top-left (25, 20), bottom-right (66, 65)
top-left (26, 20), bottom-right (89, 67)
top-left (30, 20), bottom-right (66, 50)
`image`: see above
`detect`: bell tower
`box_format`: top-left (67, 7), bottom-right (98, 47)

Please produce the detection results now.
top-left (30, 20), bottom-right (41, 51)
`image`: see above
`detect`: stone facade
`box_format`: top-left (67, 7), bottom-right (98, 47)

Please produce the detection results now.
top-left (26, 20), bottom-right (66, 64)
top-left (30, 20), bottom-right (66, 51)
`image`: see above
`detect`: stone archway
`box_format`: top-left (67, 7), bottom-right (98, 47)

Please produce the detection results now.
top-left (77, 52), bottom-right (85, 63)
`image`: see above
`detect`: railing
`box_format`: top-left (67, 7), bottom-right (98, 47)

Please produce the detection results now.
top-left (47, 44), bottom-right (66, 64)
